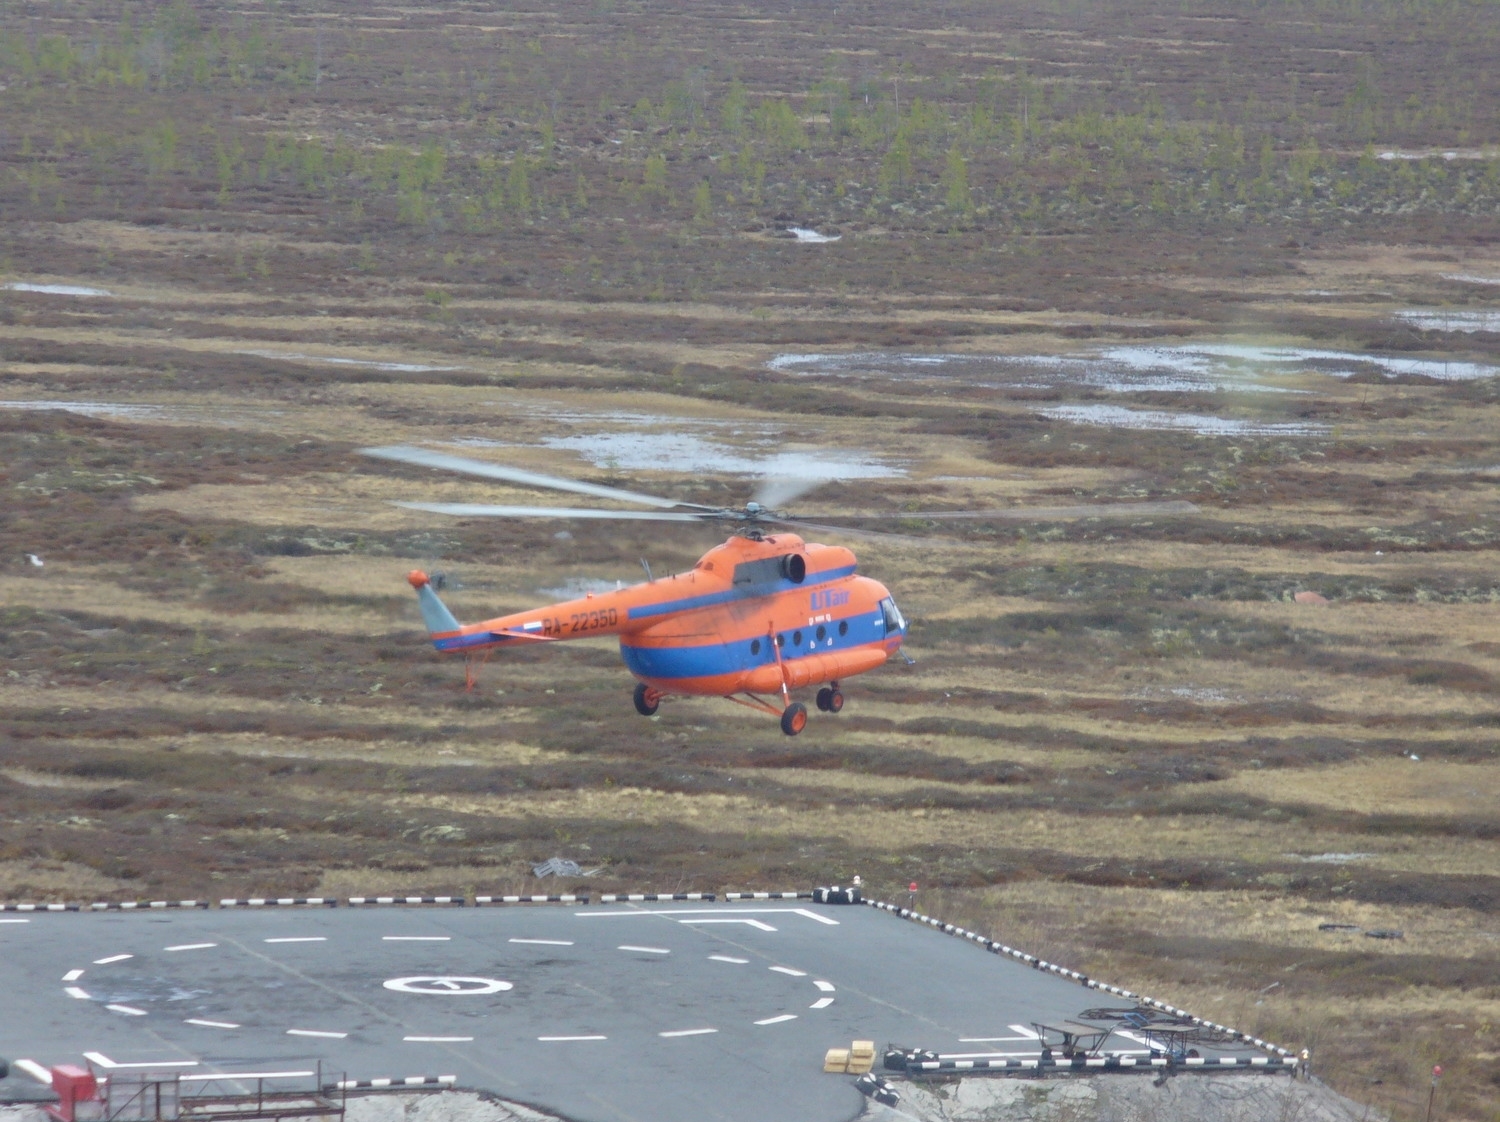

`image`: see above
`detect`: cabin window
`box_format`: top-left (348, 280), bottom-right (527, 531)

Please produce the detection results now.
top-left (751, 639), bottom-right (761, 656)
top-left (792, 630), bottom-right (803, 646)
top-left (775, 633), bottom-right (785, 648)
top-left (815, 625), bottom-right (827, 643)
top-left (838, 621), bottom-right (848, 637)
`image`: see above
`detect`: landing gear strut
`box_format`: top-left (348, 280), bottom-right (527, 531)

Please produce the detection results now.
top-left (815, 683), bottom-right (844, 713)
top-left (633, 682), bottom-right (662, 716)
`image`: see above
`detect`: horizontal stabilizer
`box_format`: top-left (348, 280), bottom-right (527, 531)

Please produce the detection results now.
top-left (491, 628), bottom-right (558, 644)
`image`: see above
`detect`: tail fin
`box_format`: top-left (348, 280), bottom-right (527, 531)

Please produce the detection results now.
top-left (408, 570), bottom-right (461, 634)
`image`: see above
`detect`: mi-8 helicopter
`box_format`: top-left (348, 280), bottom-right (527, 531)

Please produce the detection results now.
top-left (364, 445), bottom-right (1194, 735)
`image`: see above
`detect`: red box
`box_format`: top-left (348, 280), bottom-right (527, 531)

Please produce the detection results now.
top-left (46, 1066), bottom-right (98, 1122)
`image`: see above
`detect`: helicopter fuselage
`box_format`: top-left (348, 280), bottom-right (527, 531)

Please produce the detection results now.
top-left (412, 533), bottom-right (907, 698)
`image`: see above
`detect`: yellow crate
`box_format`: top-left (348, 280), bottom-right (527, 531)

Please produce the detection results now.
top-left (823, 1048), bottom-right (851, 1073)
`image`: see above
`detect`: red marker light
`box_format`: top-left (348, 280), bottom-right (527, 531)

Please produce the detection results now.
top-left (1433, 1065), bottom-right (1443, 1077)
top-left (908, 882), bottom-right (918, 892)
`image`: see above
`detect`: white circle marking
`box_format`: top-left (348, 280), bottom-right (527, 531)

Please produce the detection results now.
top-left (383, 975), bottom-right (512, 995)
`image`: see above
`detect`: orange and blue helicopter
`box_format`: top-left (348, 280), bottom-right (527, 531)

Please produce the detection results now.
top-left (363, 446), bottom-right (1196, 735)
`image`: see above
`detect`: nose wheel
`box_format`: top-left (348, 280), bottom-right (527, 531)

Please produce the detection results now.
top-left (815, 685), bottom-right (844, 713)
top-left (633, 682), bottom-right (662, 716)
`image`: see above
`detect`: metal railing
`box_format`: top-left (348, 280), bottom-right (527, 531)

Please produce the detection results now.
top-left (88, 1064), bottom-right (345, 1122)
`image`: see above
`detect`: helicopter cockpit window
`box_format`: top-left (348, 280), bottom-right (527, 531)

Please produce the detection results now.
top-left (879, 597), bottom-right (906, 634)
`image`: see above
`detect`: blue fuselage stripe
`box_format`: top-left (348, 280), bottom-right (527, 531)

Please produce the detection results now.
top-left (625, 564), bottom-right (858, 621)
top-left (433, 631), bottom-right (525, 652)
top-left (621, 610), bottom-right (901, 682)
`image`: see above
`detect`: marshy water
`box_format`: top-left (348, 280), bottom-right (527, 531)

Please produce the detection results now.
top-left (1039, 403), bottom-right (1327, 437)
top-left (1394, 308), bottom-right (1500, 333)
top-left (770, 342), bottom-right (1498, 389)
top-left (453, 406), bottom-right (904, 481)
top-left (2, 281), bottom-right (113, 297)
top-left (771, 341), bottom-right (1499, 435)
top-left (234, 349), bottom-right (462, 373)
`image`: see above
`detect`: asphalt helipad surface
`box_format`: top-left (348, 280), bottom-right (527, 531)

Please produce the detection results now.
top-left (0, 900), bottom-right (1237, 1121)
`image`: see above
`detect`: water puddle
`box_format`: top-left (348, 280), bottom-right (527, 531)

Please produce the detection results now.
top-left (451, 407), bottom-right (901, 482)
top-left (0, 399), bottom-right (167, 420)
top-left (1041, 403), bottom-right (1326, 437)
top-left (0, 399), bottom-right (283, 428)
top-left (234, 349), bottom-right (461, 373)
top-left (3, 282), bottom-right (113, 297)
top-left (771, 342), bottom-right (1499, 389)
top-left (787, 227), bottom-right (841, 243)
top-left (1394, 309), bottom-right (1500, 333)
top-left (460, 431), bottom-right (900, 482)
top-left (1134, 685), bottom-right (1237, 704)
top-left (1377, 148), bottom-right (1488, 161)
top-left (1288, 853), bottom-right (1375, 864)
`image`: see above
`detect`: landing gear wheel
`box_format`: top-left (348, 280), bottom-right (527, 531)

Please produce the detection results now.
top-left (633, 682), bottom-right (661, 716)
top-left (780, 702), bottom-right (808, 736)
top-left (816, 687), bottom-right (834, 712)
top-left (827, 690), bottom-right (844, 713)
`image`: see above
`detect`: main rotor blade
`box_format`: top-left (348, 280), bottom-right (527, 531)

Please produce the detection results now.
top-left (753, 475), bottom-right (830, 510)
top-left (863, 500), bottom-right (1201, 521)
top-left (364, 446), bottom-right (719, 511)
top-left (395, 502), bottom-right (716, 522)
top-left (763, 516), bottom-right (934, 544)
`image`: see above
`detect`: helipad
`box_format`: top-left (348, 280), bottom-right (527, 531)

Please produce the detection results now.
top-left (0, 899), bottom-right (1272, 1122)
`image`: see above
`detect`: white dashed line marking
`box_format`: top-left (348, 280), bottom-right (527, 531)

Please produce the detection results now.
top-left (185, 1019), bottom-right (240, 1029)
top-left (83, 1053), bottom-right (197, 1070)
top-left (814, 980), bottom-right (836, 992)
top-left (65, 986), bottom-right (92, 1000)
top-left (93, 954), bottom-right (133, 965)
top-left (617, 945), bottom-right (670, 954)
top-left (62, 970), bottom-right (85, 982)
top-left (286, 1029), bottom-right (347, 1039)
top-left (708, 955), bottom-right (748, 964)
top-left (679, 918), bottom-right (777, 931)
top-left (164, 943), bottom-right (217, 952)
top-left (14, 1059), bottom-right (52, 1084)
top-left (383, 936), bottom-right (450, 942)
top-left (755, 1014), bottom-right (798, 1026)
top-left (769, 966), bottom-right (807, 977)
top-left (960, 1026), bottom-right (1041, 1042)
top-left (538, 1035), bottom-right (607, 1042)
top-left (810, 997), bottom-right (835, 1010)
top-left (658, 1028), bottom-right (717, 1038)
top-left (265, 937), bottom-right (327, 944)
top-left (404, 1036), bottom-right (474, 1043)
top-left (509, 938), bottom-right (574, 946)
top-left (106, 1004), bottom-right (148, 1016)
top-left (0, 919), bottom-right (30, 924)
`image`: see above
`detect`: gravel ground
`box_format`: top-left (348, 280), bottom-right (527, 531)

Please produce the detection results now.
top-left (880, 1074), bottom-right (1384, 1122)
top-left (1, 1077), bottom-right (1381, 1122)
